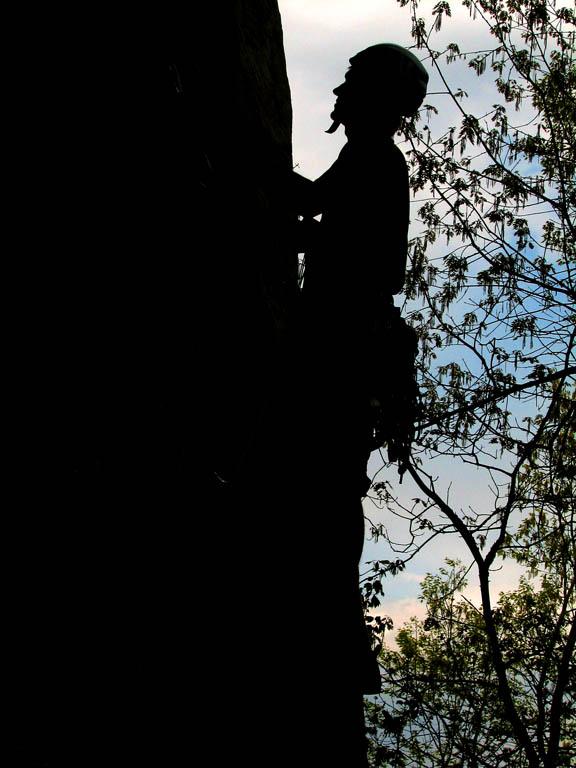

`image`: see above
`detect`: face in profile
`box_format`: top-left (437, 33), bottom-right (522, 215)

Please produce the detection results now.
top-left (330, 45), bottom-right (428, 134)
top-left (330, 69), bottom-right (360, 127)
top-left (330, 67), bottom-right (389, 131)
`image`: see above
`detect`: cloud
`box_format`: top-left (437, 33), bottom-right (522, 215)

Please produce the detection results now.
top-left (398, 571), bottom-right (425, 585)
top-left (369, 557), bottom-right (527, 650)
top-left (369, 596), bottom-right (427, 649)
top-left (281, 0), bottom-right (412, 36)
top-left (463, 558), bottom-right (527, 605)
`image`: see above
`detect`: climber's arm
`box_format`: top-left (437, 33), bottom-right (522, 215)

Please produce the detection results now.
top-left (287, 171), bottom-right (325, 253)
top-left (289, 171), bottom-right (324, 217)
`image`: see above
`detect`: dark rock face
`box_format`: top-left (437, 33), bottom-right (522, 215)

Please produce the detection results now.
top-left (193, 1), bottom-right (297, 488)
top-left (8, 4), bottom-right (368, 765)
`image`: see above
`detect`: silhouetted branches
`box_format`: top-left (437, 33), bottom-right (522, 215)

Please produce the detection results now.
top-left (363, 2), bottom-right (575, 765)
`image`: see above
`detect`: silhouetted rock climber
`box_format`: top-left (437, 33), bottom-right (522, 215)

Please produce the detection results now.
top-left (271, 43), bottom-right (429, 766)
top-left (289, 43), bottom-right (427, 476)
top-left (285, 43), bottom-right (428, 472)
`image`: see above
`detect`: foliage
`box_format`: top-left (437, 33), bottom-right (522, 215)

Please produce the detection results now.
top-left (362, 2), bottom-right (575, 766)
top-left (365, 550), bottom-right (575, 767)
top-left (394, 0), bottom-right (575, 457)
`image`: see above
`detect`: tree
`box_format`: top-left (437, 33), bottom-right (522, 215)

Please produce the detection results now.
top-left (366, 387), bottom-right (575, 766)
top-left (365, 549), bottom-right (575, 766)
top-left (362, 2), bottom-right (575, 766)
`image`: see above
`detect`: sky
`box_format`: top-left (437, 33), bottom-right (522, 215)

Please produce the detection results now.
top-left (277, 0), bottom-right (533, 639)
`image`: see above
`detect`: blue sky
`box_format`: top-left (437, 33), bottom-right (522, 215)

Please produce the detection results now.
top-left (277, 0), bottom-right (542, 638)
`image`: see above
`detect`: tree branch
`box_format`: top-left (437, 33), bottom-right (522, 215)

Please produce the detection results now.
top-left (417, 366), bottom-right (576, 430)
top-left (476, 562), bottom-right (541, 768)
top-left (546, 607), bottom-right (576, 768)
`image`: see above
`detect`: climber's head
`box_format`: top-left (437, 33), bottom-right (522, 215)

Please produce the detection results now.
top-left (327, 43), bottom-right (429, 136)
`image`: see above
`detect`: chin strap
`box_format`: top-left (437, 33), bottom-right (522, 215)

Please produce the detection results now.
top-left (325, 120), bottom-right (341, 134)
